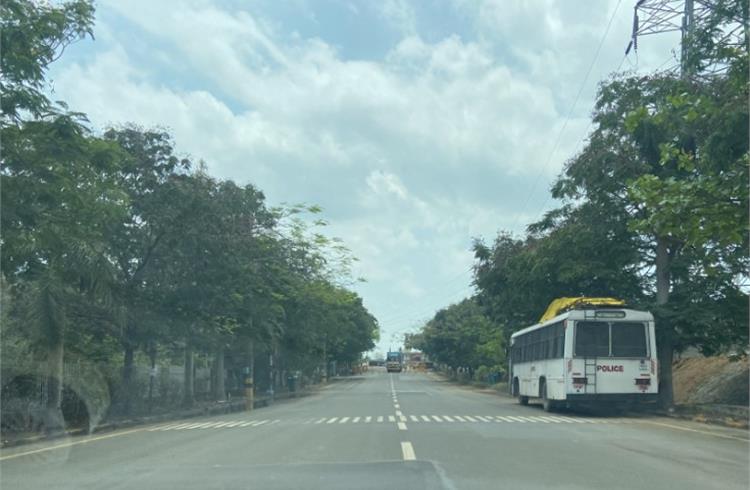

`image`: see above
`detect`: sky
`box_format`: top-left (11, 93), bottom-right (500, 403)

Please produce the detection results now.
top-left (48, 0), bottom-right (681, 355)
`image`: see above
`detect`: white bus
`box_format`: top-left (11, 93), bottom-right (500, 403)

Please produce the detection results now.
top-left (509, 307), bottom-right (658, 411)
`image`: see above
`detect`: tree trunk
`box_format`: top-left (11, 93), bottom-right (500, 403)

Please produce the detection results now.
top-left (183, 344), bottom-right (195, 407)
top-left (249, 339), bottom-right (255, 384)
top-left (147, 344), bottom-right (157, 414)
top-left (214, 347), bottom-right (225, 401)
top-left (45, 338), bottom-right (65, 433)
top-left (655, 236), bottom-right (675, 409)
top-left (121, 342), bottom-right (135, 415)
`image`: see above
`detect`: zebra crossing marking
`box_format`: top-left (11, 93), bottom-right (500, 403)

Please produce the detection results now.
top-left (148, 414), bottom-right (620, 431)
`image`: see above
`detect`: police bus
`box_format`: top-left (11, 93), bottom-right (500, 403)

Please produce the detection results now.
top-left (509, 298), bottom-right (658, 411)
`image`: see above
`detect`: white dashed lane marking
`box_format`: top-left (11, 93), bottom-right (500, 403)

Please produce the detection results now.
top-left (401, 441), bottom-right (416, 461)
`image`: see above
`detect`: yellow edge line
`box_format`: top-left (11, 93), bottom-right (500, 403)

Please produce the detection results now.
top-left (0, 427), bottom-right (145, 461)
top-left (639, 420), bottom-right (749, 442)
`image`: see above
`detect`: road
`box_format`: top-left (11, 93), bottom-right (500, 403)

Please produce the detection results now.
top-left (1, 368), bottom-right (748, 489)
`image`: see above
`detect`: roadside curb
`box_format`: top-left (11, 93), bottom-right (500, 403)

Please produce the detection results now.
top-left (1, 386), bottom-right (321, 449)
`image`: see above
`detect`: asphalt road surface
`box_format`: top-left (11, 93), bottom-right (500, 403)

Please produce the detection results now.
top-left (1, 368), bottom-right (748, 490)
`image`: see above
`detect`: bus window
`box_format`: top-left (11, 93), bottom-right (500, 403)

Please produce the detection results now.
top-left (611, 322), bottom-right (647, 357)
top-left (575, 321), bottom-right (609, 357)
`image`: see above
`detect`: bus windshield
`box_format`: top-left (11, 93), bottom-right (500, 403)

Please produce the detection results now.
top-left (575, 321), bottom-right (647, 358)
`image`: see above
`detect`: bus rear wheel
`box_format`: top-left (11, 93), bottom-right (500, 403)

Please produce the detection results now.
top-left (541, 381), bottom-right (555, 412)
top-left (514, 378), bottom-right (528, 405)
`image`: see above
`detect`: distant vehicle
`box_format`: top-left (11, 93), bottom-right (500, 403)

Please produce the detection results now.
top-left (386, 352), bottom-right (403, 373)
top-left (510, 299), bottom-right (658, 411)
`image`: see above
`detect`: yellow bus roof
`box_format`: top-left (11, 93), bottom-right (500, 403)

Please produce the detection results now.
top-left (538, 297), bottom-right (625, 323)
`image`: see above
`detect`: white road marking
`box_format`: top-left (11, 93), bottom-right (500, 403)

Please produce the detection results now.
top-left (506, 416), bottom-right (528, 423)
top-left (536, 416), bottom-right (559, 423)
top-left (530, 417), bottom-right (551, 423)
top-left (339, 417), bottom-right (350, 424)
top-left (401, 441), bottom-right (416, 461)
top-left (421, 415), bottom-right (431, 422)
top-left (326, 417), bottom-right (338, 424)
top-left (475, 416), bottom-right (491, 422)
top-left (270, 419), bottom-right (281, 425)
top-left (544, 416), bottom-right (572, 423)
top-left (398, 422), bottom-right (408, 431)
top-left (399, 415), bottom-right (407, 422)
top-left (365, 416), bottom-right (372, 423)
top-left (377, 416), bottom-right (384, 423)
top-left (388, 415), bottom-right (396, 422)
top-left (394, 404), bottom-right (400, 409)
top-left (495, 416), bottom-right (515, 422)
top-left (464, 416), bottom-right (478, 422)
top-left (395, 410), bottom-right (403, 417)
top-left (431, 415), bottom-right (443, 422)
top-left (314, 417), bottom-right (327, 424)
top-left (453, 416), bottom-right (466, 422)
top-left (182, 423), bottom-right (207, 429)
top-left (254, 420), bottom-right (271, 427)
top-left (237, 422), bottom-right (255, 427)
top-left (553, 416), bottom-right (582, 423)
top-left (352, 417), bottom-right (360, 423)
top-left (410, 415), bottom-right (419, 422)
top-left (166, 423), bottom-right (195, 430)
top-left (442, 415), bottom-right (455, 422)
top-left (223, 421), bottom-right (244, 428)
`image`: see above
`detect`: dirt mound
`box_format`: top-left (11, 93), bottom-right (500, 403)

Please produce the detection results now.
top-left (673, 356), bottom-right (749, 406)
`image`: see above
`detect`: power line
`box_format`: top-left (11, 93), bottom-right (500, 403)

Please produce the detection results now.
top-left (508, 0), bottom-right (625, 236)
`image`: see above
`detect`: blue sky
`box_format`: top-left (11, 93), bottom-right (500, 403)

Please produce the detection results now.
top-left (48, 0), bottom-right (680, 355)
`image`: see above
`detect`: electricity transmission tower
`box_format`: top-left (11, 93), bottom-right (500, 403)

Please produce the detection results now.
top-left (625, 0), bottom-right (747, 76)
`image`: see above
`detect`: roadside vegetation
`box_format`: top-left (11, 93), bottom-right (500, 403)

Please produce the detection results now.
top-left (1, 0), bottom-right (379, 434)
top-left (413, 2), bottom-right (748, 407)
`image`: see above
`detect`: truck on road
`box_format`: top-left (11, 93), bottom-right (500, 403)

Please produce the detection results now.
top-left (386, 352), bottom-right (403, 373)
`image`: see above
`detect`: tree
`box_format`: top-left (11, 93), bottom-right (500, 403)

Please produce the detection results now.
top-left (419, 299), bottom-right (503, 374)
top-left (1, 0), bottom-right (95, 124)
top-left (550, 20), bottom-right (748, 405)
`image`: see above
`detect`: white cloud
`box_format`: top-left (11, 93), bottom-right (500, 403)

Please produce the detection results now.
top-left (51, 0), bottom-right (680, 352)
